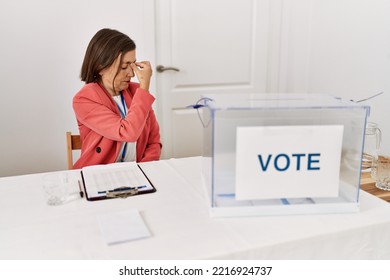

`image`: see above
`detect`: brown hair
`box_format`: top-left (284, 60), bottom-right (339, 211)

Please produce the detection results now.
top-left (80, 28), bottom-right (136, 84)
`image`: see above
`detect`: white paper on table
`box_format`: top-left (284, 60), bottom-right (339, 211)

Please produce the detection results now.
top-left (97, 209), bottom-right (151, 245)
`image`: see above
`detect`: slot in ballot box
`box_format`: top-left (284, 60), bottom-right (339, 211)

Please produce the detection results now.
top-left (200, 93), bottom-right (370, 217)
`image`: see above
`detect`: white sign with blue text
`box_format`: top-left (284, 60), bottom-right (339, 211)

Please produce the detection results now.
top-left (235, 125), bottom-right (344, 200)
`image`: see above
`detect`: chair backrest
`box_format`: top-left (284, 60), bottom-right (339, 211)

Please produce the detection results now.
top-left (66, 131), bottom-right (82, 170)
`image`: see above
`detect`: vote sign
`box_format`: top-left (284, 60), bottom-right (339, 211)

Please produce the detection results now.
top-left (235, 125), bottom-right (344, 200)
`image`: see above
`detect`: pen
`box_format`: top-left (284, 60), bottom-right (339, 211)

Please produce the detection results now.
top-left (78, 180), bottom-right (84, 198)
top-left (98, 185), bottom-right (146, 194)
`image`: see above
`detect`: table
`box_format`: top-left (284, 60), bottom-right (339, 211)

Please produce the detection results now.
top-left (1, 157), bottom-right (390, 259)
top-left (360, 172), bottom-right (390, 202)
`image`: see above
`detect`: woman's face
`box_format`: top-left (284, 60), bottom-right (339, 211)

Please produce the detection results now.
top-left (100, 50), bottom-right (136, 95)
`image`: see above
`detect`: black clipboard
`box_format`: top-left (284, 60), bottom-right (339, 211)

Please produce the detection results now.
top-left (80, 163), bottom-right (156, 201)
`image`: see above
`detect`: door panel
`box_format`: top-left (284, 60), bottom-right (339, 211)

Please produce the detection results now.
top-left (156, 0), bottom-right (276, 158)
top-left (171, 0), bottom-right (253, 90)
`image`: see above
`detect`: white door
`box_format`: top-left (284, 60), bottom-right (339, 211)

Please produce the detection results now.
top-left (155, 0), bottom-right (280, 159)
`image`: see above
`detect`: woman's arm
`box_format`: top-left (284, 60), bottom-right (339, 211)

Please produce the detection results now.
top-left (73, 85), bottom-right (155, 142)
top-left (139, 109), bottom-right (162, 162)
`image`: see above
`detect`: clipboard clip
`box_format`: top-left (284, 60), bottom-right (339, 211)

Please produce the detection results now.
top-left (105, 187), bottom-right (139, 199)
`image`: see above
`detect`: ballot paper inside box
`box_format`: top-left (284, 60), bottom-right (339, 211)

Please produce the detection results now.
top-left (200, 93), bottom-right (369, 217)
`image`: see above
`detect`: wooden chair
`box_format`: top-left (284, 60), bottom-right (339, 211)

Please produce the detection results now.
top-left (66, 132), bottom-right (82, 170)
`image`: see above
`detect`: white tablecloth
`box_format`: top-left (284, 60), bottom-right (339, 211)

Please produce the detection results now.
top-left (1, 157), bottom-right (390, 259)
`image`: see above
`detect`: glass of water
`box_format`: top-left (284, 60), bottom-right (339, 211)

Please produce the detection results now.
top-left (42, 173), bottom-right (70, 206)
top-left (375, 156), bottom-right (390, 191)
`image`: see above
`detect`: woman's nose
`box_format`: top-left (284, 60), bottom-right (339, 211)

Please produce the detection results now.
top-left (127, 68), bottom-right (135, 77)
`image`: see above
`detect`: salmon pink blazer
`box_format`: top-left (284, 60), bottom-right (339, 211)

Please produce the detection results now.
top-left (72, 82), bottom-right (161, 169)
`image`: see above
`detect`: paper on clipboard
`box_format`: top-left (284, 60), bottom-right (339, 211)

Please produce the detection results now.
top-left (80, 162), bottom-right (155, 201)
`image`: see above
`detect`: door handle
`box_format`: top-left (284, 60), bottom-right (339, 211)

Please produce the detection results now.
top-left (156, 65), bottom-right (180, 73)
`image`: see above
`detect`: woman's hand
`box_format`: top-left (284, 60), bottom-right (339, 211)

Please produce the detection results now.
top-left (131, 61), bottom-right (152, 91)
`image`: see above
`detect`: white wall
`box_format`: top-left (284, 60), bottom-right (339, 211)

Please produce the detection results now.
top-left (308, 0), bottom-right (390, 158)
top-left (1, 0), bottom-right (389, 176)
top-left (0, 0), bottom-right (155, 176)
top-left (278, 0), bottom-right (390, 155)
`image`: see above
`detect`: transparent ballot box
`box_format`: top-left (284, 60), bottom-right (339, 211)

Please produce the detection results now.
top-left (200, 93), bottom-right (370, 217)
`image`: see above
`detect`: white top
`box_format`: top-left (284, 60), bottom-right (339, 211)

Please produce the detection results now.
top-left (112, 95), bottom-right (136, 162)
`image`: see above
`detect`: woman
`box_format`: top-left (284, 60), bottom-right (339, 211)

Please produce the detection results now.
top-left (72, 28), bottom-right (161, 169)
